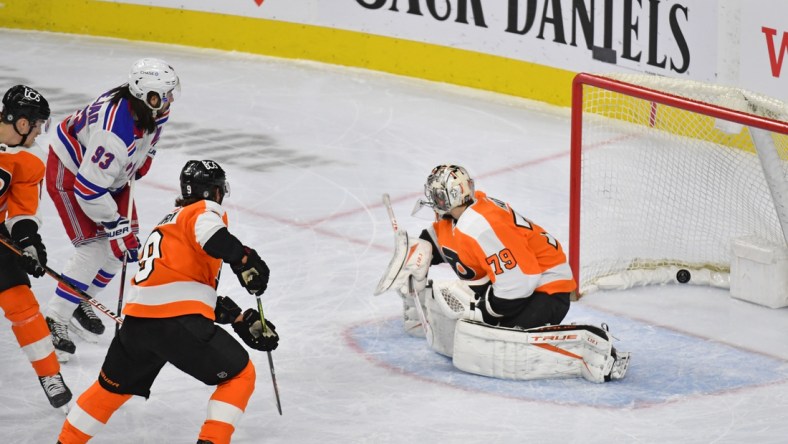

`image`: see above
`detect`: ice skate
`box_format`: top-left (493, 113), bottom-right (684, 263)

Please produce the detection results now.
top-left (47, 316), bottom-right (76, 360)
top-left (39, 372), bottom-right (73, 409)
top-left (70, 301), bottom-right (105, 343)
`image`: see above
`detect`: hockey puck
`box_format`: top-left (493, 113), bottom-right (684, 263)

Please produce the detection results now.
top-left (676, 269), bottom-right (691, 284)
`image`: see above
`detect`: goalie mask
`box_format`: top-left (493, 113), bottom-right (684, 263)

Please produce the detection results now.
top-left (128, 58), bottom-right (181, 112)
top-left (423, 165), bottom-right (475, 216)
top-left (180, 160), bottom-right (230, 203)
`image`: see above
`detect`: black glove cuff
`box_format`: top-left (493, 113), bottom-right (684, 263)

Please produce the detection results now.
top-left (10, 219), bottom-right (39, 245)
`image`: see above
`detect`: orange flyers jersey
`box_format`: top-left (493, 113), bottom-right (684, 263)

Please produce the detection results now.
top-left (0, 146), bottom-right (45, 225)
top-left (125, 199), bottom-right (228, 320)
top-left (427, 191), bottom-right (576, 300)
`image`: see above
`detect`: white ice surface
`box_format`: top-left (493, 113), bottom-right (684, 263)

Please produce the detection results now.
top-left (1, 29), bottom-right (788, 443)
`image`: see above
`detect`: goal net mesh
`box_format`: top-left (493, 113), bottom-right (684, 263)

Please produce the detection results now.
top-left (573, 73), bottom-right (788, 294)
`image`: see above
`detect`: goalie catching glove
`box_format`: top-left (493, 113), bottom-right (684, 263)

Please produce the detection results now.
top-left (215, 296), bottom-right (279, 351)
top-left (231, 247), bottom-right (269, 296)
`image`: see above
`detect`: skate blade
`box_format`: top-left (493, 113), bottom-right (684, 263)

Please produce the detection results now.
top-left (59, 402), bottom-right (71, 415)
top-left (69, 319), bottom-right (100, 343)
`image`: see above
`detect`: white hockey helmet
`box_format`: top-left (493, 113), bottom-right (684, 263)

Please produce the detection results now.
top-left (423, 164), bottom-right (475, 216)
top-left (128, 58), bottom-right (180, 111)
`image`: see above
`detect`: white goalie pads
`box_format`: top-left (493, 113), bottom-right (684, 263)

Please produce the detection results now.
top-left (452, 320), bottom-right (628, 383)
top-left (424, 280), bottom-right (476, 356)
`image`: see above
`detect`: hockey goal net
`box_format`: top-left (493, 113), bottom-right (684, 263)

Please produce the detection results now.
top-left (570, 73), bottom-right (788, 295)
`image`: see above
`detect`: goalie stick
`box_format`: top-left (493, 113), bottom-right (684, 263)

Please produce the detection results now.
top-left (374, 194), bottom-right (409, 295)
top-left (377, 193), bottom-right (434, 344)
top-left (408, 274), bottom-right (434, 346)
top-left (0, 233), bottom-right (124, 325)
top-left (256, 294), bottom-right (282, 415)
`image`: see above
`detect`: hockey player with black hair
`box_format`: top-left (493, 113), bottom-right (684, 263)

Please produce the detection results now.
top-left (44, 58), bottom-right (180, 357)
top-left (58, 159), bottom-right (278, 444)
top-left (377, 164), bottom-right (630, 383)
top-left (0, 84), bottom-right (72, 408)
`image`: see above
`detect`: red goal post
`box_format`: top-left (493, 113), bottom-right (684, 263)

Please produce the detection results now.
top-left (569, 73), bottom-right (788, 296)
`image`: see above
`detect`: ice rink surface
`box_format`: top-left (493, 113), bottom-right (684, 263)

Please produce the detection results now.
top-left (2, 29), bottom-right (788, 443)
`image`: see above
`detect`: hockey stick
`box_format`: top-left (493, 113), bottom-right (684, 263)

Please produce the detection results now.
top-left (408, 274), bottom-right (433, 346)
top-left (0, 234), bottom-right (123, 325)
top-left (255, 294), bottom-right (282, 415)
top-left (115, 178), bottom-right (135, 336)
top-left (381, 193), bottom-right (433, 344)
top-left (373, 193), bottom-right (409, 295)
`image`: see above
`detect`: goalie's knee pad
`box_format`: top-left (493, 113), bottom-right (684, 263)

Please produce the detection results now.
top-left (452, 321), bottom-right (626, 383)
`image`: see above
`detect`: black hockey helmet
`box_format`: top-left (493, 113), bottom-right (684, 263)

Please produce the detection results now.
top-left (179, 160), bottom-right (230, 202)
top-left (2, 85), bottom-right (50, 125)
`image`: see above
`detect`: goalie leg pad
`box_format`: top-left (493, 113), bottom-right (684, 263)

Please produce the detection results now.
top-left (452, 321), bottom-right (621, 383)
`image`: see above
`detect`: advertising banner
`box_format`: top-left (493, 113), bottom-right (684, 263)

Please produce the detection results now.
top-left (101, 0), bottom-right (719, 81)
top-left (739, 0), bottom-right (788, 101)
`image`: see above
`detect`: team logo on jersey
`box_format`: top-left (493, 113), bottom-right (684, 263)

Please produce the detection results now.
top-left (0, 168), bottom-right (11, 197)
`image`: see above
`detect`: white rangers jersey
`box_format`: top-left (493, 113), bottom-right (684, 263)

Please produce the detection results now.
top-left (50, 89), bottom-right (168, 223)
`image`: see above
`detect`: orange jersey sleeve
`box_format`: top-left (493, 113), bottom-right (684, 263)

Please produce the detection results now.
top-left (125, 200), bottom-right (227, 319)
top-left (431, 191), bottom-right (576, 299)
top-left (0, 149), bottom-right (45, 224)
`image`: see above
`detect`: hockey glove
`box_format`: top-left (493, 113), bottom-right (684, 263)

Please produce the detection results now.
top-left (214, 296), bottom-right (242, 324)
top-left (232, 308), bottom-right (279, 351)
top-left (11, 221), bottom-right (47, 278)
top-left (135, 154), bottom-right (154, 180)
top-left (231, 247), bottom-right (269, 296)
top-left (103, 217), bottom-right (140, 262)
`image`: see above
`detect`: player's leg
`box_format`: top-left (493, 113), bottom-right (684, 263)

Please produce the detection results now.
top-left (71, 256), bottom-right (122, 340)
top-left (0, 282), bottom-right (72, 408)
top-left (46, 241), bottom-right (109, 352)
top-left (58, 327), bottom-right (161, 443)
top-left (0, 234), bottom-right (72, 409)
top-left (144, 314), bottom-right (255, 444)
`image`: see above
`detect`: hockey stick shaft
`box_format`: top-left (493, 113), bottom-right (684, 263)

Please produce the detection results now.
top-left (256, 294), bottom-right (282, 415)
top-left (0, 234), bottom-right (123, 325)
top-left (116, 178), bottom-right (135, 336)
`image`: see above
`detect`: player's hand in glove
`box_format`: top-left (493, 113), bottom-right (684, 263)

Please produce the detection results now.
top-left (231, 247), bottom-right (269, 295)
top-left (135, 154), bottom-right (154, 180)
top-left (11, 220), bottom-right (47, 278)
top-left (214, 296), bottom-right (242, 324)
top-left (232, 308), bottom-right (278, 351)
top-left (103, 217), bottom-right (140, 262)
